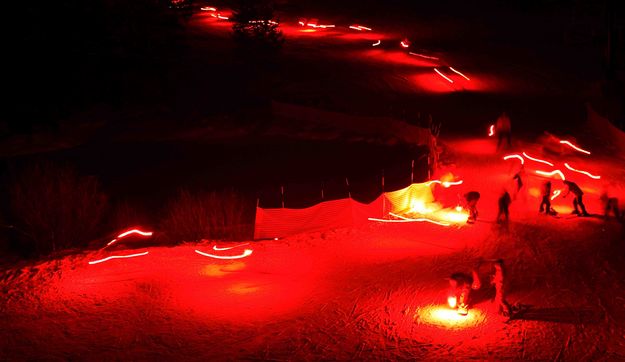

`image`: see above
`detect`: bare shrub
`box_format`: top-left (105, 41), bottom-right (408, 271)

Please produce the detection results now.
top-left (160, 189), bottom-right (253, 243)
top-left (9, 162), bottom-right (108, 256)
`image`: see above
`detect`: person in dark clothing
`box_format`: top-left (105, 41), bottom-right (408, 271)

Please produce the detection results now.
top-left (497, 191), bottom-right (511, 224)
top-left (539, 181), bottom-right (552, 214)
top-left (563, 180), bottom-right (589, 216)
top-left (448, 272), bottom-right (475, 316)
top-left (495, 112), bottom-right (512, 150)
top-left (464, 191), bottom-right (481, 224)
top-left (600, 192), bottom-right (621, 221)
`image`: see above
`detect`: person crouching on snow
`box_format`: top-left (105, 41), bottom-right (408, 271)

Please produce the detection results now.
top-left (563, 180), bottom-right (589, 216)
top-left (448, 271), bottom-right (479, 315)
top-left (464, 191), bottom-right (481, 224)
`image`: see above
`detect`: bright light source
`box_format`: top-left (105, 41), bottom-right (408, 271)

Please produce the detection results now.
top-left (447, 296), bottom-right (457, 308)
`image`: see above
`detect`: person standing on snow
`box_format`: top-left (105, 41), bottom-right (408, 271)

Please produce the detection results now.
top-left (495, 112), bottom-right (512, 150)
top-left (464, 191), bottom-right (481, 224)
top-left (563, 180), bottom-right (589, 216)
top-left (474, 259), bottom-right (512, 317)
top-left (539, 180), bottom-right (553, 214)
top-left (497, 190), bottom-right (512, 224)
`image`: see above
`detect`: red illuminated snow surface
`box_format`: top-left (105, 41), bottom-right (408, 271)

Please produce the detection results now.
top-left (2, 136), bottom-right (625, 360)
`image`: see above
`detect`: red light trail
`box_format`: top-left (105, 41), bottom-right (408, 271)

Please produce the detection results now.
top-left (195, 249), bottom-right (254, 259)
top-left (105, 228), bottom-right (154, 248)
top-left (89, 251), bottom-right (149, 265)
top-left (551, 189), bottom-right (561, 201)
top-left (400, 41), bottom-right (410, 48)
top-left (408, 52), bottom-right (440, 60)
top-left (372, 40), bottom-right (381, 46)
top-left (200, 7), bottom-right (216, 12)
top-left (559, 140), bottom-right (591, 155)
top-left (522, 152), bottom-right (553, 167)
top-left (213, 243), bottom-right (250, 251)
top-left (217, 14), bottom-right (229, 20)
top-left (349, 25), bottom-right (372, 31)
top-left (449, 67), bottom-right (470, 81)
top-left (564, 163), bottom-right (601, 179)
top-left (434, 68), bottom-right (454, 83)
top-left (535, 169), bottom-right (566, 180)
top-left (503, 154), bottom-right (524, 164)
top-left (488, 125), bottom-right (494, 136)
top-left (368, 213), bottom-right (451, 226)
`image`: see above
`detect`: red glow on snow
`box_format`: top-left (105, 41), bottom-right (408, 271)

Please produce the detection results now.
top-left (503, 154), bottom-right (524, 164)
top-left (434, 68), bottom-right (454, 83)
top-left (447, 296), bottom-right (457, 308)
top-left (551, 189), bottom-right (561, 201)
top-left (564, 163), bottom-right (601, 179)
top-left (105, 228), bottom-right (154, 247)
top-left (522, 152), bottom-right (554, 167)
top-left (213, 243), bottom-right (250, 251)
top-left (195, 249), bottom-right (253, 259)
top-left (372, 40), bottom-right (381, 46)
top-left (409, 52), bottom-right (440, 60)
top-left (449, 67), bottom-right (470, 81)
top-left (200, 262), bottom-right (246, 277)
top-left (536, 169), bottom-right (566, 180)
top-left (488, 125), bottom-right (494, 136)
top-left (419, 306), bottom-right (485, 329)
top-left (559, 140), bottom-right (591, 155)
top-left (349, 25), bottom-right (372, 31)
top-left (88, 251), bottom-right (149, 265)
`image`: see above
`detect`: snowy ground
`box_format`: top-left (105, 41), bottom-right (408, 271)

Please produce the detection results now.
top-left (2, 135), bottom-right (625, 360)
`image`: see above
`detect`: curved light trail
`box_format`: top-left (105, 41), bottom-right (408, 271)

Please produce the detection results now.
top-left (551, 189), bottom-right (561, 201)
top-left (400, 41), bottom-right (410, 48)
top-left (213, 243), bottom-right (250, 251)
top-left (409, 52), bottom-right (440, 60)
top-left (564, 163), bottom-right (600, 179)
top-left (434, 68), bottom-right (454, 83)
top-left (522, 152), bottom-right (553, 167)
top-left (535, 169), bottom-right (566, 180)
top-left (503, 154), bottom-right (524, 164)
top-left (89, 251), bottom-right (149, 265)
top-left (195, 249), bottom-right (253, 260)
top-left (488, 124), bottom-right (494, 137)
top-left (559, 140), bottom-right (591, 155)
top-left (106, 228), bottom-right (154, 247)
top-left (372, 40), bottom-right (381, 46)
top-left (449, 67), bottom-right (470, 81)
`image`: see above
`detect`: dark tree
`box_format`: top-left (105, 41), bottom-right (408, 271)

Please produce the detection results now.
top-left (231, 0), bottom-right (284, 55)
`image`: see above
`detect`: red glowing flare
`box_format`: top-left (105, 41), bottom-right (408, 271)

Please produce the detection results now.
top-left (559, 140), bottom-right (591, 155)
top-left (434, 68), bottom-right (454, 83)
top-left (372, 40), bottom-right (381, 46)
top-left (522, 152), bottom-right (554, 167)
top-left (213, 243), bottom-right (250, 251)
top-left (503, 154), bottom-right (524, 164)
top-left (408, 52), bottom-right (440, 60)
top-left (88, 251), bottom-right (149, 265)
top-left (195, 249), bottom-right (253, 260)
top-left (564, 163), bottom-right (601, 179)
top-left (536, 169), bottom-right (566, 180)
top-left (106, 228), bottom-right (154, 247)
top-left (449, 67), bottom-right (470, 81)
top-left (488, 125), bottom-right (494, 137)
top-left (448, 296), bottom-right (457, 308)
top-left (551, 189), bottom-right (561, 201)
